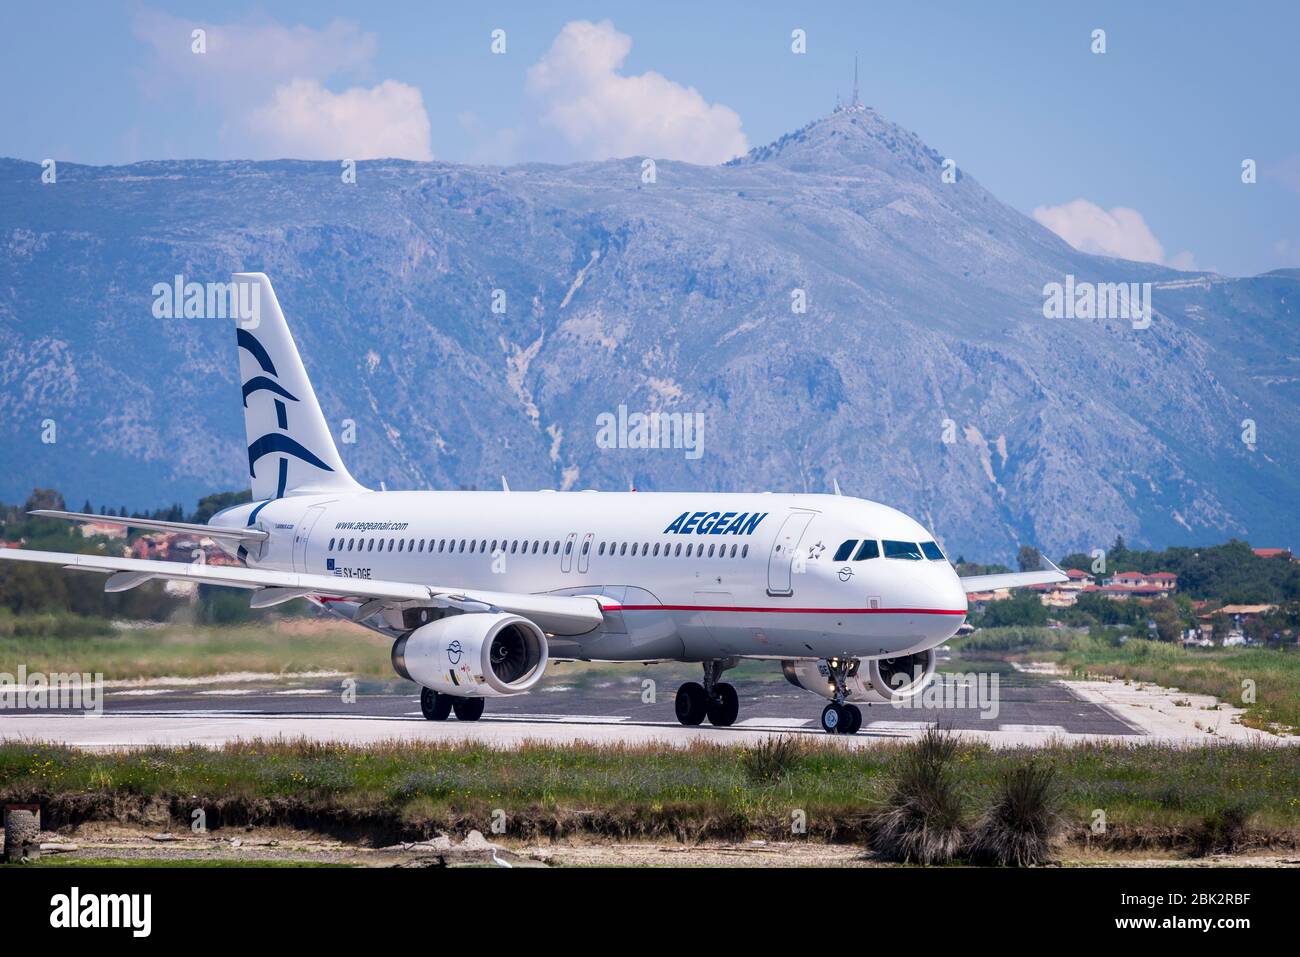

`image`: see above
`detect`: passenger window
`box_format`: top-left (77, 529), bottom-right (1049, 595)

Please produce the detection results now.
top-left (397, 540), bottom-right (404, 552)
top-left (833, 540), bottom-right (858, 562)
top-left (883, 540), bottom-right (923, 560)
top-left (581, 540), bottom-right (590, 555)
top-left (328, 538), bottom-right (335, 551)
top-left (854, 540), bottom-right (880, 561)
top-left (564, 540), bottom-right (573, 555)
top-left (742, 544), bottom-right (748, 558)
top-left (388, 539), bottom-right (395, 552)
top-left (921, 541), bottom-right (946, 561)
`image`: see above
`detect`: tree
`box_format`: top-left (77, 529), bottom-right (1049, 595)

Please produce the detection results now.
top-left (1017, 545), bottom-right (1043, 572)
top-left (977, 590), bottom-right (1049, 627)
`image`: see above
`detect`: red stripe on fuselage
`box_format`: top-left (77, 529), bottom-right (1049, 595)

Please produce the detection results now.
top-left (605, 604), bottom-right (966, 615)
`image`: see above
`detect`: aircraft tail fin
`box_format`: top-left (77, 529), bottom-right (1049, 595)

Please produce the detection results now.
top-left (232, 273), bottom-right (365, 500)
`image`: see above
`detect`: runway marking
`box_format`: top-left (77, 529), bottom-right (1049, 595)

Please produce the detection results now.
top-left (486, 713), bottom-right (630, 724)
top-left (399, 711), bottom-right (633, 725)
top-left (867, 720), bottom-right (937, 730)
top-left (194, 689), bottom-right (258, 696)
top-left (997, 724), bottom-right (1067, 734)
top-left (735, 717), bottom-right (811, 728)
top-left (271, 689), bottom-right (331, 695)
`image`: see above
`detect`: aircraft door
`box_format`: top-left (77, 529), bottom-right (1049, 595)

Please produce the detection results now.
top-left (577, 532), bottom-right (594, 573)
top-left (766, 510), bottom-right (815, 596)
top-left (293, 505), bottom-right (328, 573)
top-left (560, 532), bottom-right (577, 573)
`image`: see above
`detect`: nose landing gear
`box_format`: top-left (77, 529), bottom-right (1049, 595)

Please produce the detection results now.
top-left (819, 658), bottom-right (862, 735)
top-left (675, 659), bottom-right (740, 727)
top-left (820, 701), bottom-right (862, 735)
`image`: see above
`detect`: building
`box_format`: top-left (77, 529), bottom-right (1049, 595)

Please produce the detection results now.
top-left (967, 590), bottom-right (1011, 614)
top-left (1253, 547), bottom-right (1293, 560)
top-left (77, 521), bottom-right (127, 540)
top-left (1216, 604), bottom-right (1277, 621)
top-left (1102, 570), bottom-right (1178, 598)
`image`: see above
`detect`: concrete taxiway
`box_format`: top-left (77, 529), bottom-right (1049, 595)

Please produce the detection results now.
top-left (3, 665), bottom-right (1283, 749)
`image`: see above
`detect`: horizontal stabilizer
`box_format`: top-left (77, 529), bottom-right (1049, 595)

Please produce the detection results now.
top-left (30, 510), bottom-right (268, 543)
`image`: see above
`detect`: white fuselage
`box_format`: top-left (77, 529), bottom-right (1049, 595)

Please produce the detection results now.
top-left (212, 490), bottom-right (968, 662)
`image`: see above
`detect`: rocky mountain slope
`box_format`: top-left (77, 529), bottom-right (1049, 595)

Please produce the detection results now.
top-left (1, 106), bottom-right (1296, 560)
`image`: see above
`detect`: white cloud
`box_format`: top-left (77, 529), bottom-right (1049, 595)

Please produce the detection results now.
top-left (243, 79), bottom-right (432, 161)
top-left (1033, 198), bottom-right (1196, 269)
top-left (133, 10), bottom-right (432, 161)
top-left (524, 20), bottom-right (747, 165)
top-left (134, 12), bottom-right (375, 102)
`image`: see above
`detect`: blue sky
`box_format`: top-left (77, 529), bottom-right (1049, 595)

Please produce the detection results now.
top-left (2, 1), bottom-right (1297, 276)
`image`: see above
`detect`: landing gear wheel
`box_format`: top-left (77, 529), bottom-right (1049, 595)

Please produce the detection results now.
top-left (420, 687), bottom-right (452, 721)
top-left (821, 702), bottom-right (846, 735)
top-left (451, 697), bottom-right (485, 721)
top-left (706, 682), bottom-right (740, 727)
top-left (842, 704), bottom-right (862, 735)
top-left (675, 682), bottom-right (708, 726)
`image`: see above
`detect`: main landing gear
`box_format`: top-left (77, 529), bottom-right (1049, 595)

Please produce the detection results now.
top-left (819, 659), bottom-right (862, 735)
top-left (420, 687), bottom-right (484, 722)
top-left (675, 659), bottom-right (740, 727)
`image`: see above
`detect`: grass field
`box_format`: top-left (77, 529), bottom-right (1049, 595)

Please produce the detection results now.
top-left (0, 618), bottom-right (394, 680)
top-left (952, 629), bottom-right (1300, 734)
top-left (4, 738), bottom-right (1298, 852)
top-left (1058, 639), bottom-right (1300, 734)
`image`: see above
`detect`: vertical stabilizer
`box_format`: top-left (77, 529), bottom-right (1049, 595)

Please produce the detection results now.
top-left (232, 273), bottom-right (365, 500)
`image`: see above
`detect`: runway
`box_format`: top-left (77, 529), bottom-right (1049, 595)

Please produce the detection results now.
top-left (1, 665), bottom-right (1211, 749)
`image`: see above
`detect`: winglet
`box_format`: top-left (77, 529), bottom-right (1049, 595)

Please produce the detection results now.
top-left (832, 477), bottom-right (843, 496)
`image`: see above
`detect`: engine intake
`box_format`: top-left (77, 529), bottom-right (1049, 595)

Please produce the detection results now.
top-left (392, 612), bottom-right (548, 697)
top-left (782, 648), bottom-right (937, 703)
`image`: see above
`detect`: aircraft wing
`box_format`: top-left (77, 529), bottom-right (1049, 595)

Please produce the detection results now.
top-left (29, 509), bottom-right (268, 543)
top-left (0, 548), bottom-right (605, 636)
top-left (958, 556), bottom-right (1069, 593)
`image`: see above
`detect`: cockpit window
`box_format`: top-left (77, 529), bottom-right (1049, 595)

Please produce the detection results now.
top-left (921, 541), bottom-right (945, 561)
top-left (883, 540), bottom-right (923, 560)
top-left (854, 540), bottom-right (880, 561)
top-left (833, 540), bottom-right (858, 562)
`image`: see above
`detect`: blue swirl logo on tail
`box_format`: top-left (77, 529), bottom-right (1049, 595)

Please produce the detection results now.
top-left (239, 328), bottom-right (333, 499)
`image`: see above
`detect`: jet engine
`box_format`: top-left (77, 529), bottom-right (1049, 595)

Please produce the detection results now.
top-left (391, 612), bottom-right (548, 697)
top-left (782, 648), bottom-right (937, 703)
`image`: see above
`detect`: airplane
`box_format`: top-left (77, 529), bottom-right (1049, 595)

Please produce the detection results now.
top-left (0, 273), bottom-right (1066, 734)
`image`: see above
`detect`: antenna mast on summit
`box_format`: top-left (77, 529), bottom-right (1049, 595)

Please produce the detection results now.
top-left (851, 54), bottom-right (862, 110)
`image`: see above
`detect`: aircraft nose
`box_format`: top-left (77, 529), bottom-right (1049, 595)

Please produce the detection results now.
top-left (943, 566), bottom-right (969, 613)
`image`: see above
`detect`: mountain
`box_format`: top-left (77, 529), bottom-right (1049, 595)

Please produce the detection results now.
top-left (1, 106), bottom-right (1296, 561)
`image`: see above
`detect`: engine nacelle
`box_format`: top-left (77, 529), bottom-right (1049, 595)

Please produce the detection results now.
top-left (391, 613), bottom-right (548, 697)
top-left (782, 648), bottom-right (937, 703)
